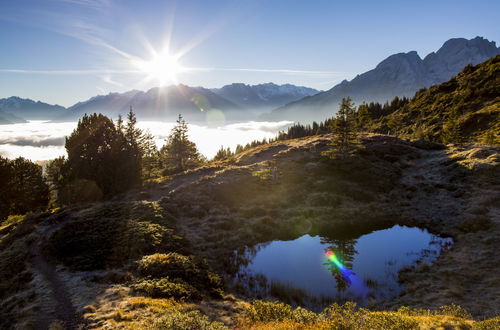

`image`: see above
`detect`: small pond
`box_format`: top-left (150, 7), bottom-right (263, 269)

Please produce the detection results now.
top-left (233, 225), bottom-right (452, 308)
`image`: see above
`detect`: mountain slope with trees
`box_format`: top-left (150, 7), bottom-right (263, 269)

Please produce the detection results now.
top-left (371, 55), bottom-right (500, 143)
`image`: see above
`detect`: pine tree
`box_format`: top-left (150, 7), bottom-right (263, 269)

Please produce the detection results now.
top-left (325, 97), bottom-right (359, 159)
top-left (65, 113), bottom-right (131, 196)
top-left (356, 103), bottom-right (371, 131)
top-left (160, 114), bottom-right (203, 173)
top-left (213, 146), bottom-right (233, 161)
top-left (0, 157), bottom-right (13, 220)
top-left (9, 157), bottom-right (49, 215)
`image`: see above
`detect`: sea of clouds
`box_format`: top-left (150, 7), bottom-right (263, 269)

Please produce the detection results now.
top-left (0, 120), bottom-right (293, 161)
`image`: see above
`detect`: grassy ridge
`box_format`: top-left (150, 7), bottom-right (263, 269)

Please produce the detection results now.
top-left (372, 55), bottom-right (500, 143)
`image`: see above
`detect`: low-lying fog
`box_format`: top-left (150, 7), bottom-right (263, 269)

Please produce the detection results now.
top-left (0, 120), bottom-right (293, 161)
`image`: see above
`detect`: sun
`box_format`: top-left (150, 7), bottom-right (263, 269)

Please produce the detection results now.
top-left (132, 49), bottom-right (184, 85)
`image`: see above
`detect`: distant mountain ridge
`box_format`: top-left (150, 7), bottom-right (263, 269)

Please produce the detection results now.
top-left (266, 36), bottom-right (500, 122)
top-left (0, 82), bottom-right (319, 123)
top-left (63, 85), bottom-right (242, 122)
top-left (0, 96), bottom-right (65, 121)
top-left (211, 82), bottom-right (319, 111)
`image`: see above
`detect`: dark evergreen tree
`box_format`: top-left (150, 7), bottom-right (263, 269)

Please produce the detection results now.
top-left (356, 103), bottom-right (371, 131)
top-left (45, 156), bottom-right (69, 206)
top-left (9, 157), bottom-right (49, 215)
top-left (0, 157), bottom-right (13, 220)
top-left (160, 114), bottom-right (203, 173)
top-left (65, 113), bottom-right (132, 197)
top-left (213, 146), bottom-right (233, 161)
top-left (324, 97), bottom-right (359, 159)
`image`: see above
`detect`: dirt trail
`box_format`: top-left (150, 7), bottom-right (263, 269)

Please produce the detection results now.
top-left (30, 219), bottom-right (81, 330)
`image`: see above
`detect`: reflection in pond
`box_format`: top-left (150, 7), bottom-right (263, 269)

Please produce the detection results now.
top-left (232, 225), bottom-right (452, 309)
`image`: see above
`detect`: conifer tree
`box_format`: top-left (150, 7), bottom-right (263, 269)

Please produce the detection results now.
top-left (65, 113), bottom-right (131, 196)
top-left (325, 97), bottom-right (359, 159)
top-left (213, 146), bottom-right (233, 161)
top-left (160, 114), bottom-right (203, 173)
top-left (356, 103), bottom-right (371, 131)
top-left (8, 157), bottom-right (49, 215)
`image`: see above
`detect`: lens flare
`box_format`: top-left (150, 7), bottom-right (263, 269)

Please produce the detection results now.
top-left (324, 249), bottom-right (370, 299)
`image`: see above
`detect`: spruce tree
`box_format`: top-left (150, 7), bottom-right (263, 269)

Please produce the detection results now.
top-left (356, 103), bottom-right (371, 131)
top-left (325, 97), bottom-right (359, 159)
top-left (160, 114), bottom-right (203, 173)
top-left (65, 113), bottom-right (131, 197)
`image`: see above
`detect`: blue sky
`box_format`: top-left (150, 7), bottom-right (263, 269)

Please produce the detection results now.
top-left (0, 0), bottom-right (499, 106)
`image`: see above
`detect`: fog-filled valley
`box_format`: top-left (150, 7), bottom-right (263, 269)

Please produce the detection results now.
top-left (0, 120), bottom-right (292, 161)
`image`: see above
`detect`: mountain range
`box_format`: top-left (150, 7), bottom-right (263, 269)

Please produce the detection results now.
top-left (0, 83), bottom-right (319, 124)
top-left (0, 97), bottom-right (65, 124)
top-left (0, 36), bottom-right (498, 124)
top-left (210, 83), bottom-right (319, 111)
top-left (265, 36), bottom-right (500, 122)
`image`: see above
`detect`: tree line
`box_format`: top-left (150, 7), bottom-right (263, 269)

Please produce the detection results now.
top-left (213, 96), bottom-right (397, 160)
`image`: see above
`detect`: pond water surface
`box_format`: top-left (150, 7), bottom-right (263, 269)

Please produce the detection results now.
top-left (234, 225), bottom-right (452, 307)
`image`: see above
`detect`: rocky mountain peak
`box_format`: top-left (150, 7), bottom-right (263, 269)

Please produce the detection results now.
top-left (423, 36), bottom-right (500, 83)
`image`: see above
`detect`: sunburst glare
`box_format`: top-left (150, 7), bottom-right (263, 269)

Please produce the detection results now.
top-left (132, 49), bottom-right (185, 86)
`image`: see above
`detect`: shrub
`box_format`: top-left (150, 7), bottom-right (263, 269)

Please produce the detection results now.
top-left (131, 278), bottom-right (201, 300)
top-left (138, 253), bottom-right (198, 279)
top-left (136, 253), bottom-right (223, 298)
top-left (438, 304), bottom-right (472, 319)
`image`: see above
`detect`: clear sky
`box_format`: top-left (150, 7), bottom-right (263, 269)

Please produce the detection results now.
top-left (0, 0), bottom-right (499, 107)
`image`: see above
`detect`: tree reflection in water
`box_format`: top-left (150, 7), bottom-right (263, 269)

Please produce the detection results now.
top-left (323, 238), bottom-right (369, 300)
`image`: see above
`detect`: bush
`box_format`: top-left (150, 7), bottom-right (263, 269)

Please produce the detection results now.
top-left (138, 253), bottom-right (198, 279)
top-left (131, 278), bottom-right (201, 300)
top-left (136, 253), bottom-right (223, 298)
top-left (438, 304), bottom-right (472, 319)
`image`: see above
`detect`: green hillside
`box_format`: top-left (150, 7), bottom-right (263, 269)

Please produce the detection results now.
top-left (372, 55), bottom-right (499, 143)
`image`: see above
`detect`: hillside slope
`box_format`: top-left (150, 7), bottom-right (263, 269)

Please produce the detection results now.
top-left (372, 55), bottom-right (500, 143)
